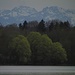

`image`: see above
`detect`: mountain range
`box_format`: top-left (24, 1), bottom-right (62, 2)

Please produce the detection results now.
top-left (0, 6), bottom-right (75, 25)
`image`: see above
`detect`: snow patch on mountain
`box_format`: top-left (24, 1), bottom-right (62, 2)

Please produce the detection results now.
top-left (4, 17), bottom-right (9, 19)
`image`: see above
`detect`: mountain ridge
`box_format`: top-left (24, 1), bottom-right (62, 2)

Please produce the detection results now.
top-left (0, 6), bottom-right (75, 25)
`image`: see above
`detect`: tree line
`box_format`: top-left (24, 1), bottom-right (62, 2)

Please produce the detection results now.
top-left (0, 19), bottom-right (75, 65)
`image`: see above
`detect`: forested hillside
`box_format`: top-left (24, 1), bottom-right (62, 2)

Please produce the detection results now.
top-left (0, 20), bottom-right (75, 65)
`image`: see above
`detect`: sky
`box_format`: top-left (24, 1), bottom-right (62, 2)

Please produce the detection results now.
top-left (0, 0), bottom-right (75, 11)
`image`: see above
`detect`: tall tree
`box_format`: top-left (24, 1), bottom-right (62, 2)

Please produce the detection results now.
top-left (49, 22), bottom-right (54, 31)
top-left (63, 21), bottom-right (70, 29)
top-left (27, 32), bottom-right (41, 64)
top-left (23, 20), bottom-right (28, 30)
top-left (8, 35), bottom-right (31, 65)
top-left (51, 42), bottom-right (67, 65)
top-left (38, 19), bottom-right (46, 32)
top-left (19, 23), bottom-right (22, 30)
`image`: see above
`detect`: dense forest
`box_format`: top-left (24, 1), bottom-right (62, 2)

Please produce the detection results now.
top-left (0, 19), bottom-right (75, 65)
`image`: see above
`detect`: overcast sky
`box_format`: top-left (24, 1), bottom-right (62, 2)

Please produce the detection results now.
top-left (0, 0), bottom-right (75, 11)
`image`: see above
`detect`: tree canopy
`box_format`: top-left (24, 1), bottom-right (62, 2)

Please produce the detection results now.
top-left (27, 32), bottom-right (67, 65)
top-left (8, 35), bottom-right (31, 65)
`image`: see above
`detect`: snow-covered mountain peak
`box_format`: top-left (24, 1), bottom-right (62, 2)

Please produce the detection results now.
top-left (12, 6), bottom-right (37, 15)
top-left (0, 6), bottom-right (75, 25)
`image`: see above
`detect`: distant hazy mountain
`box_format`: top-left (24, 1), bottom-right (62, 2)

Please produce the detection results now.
top-left (0, 6), bottom-right (75, 25)
top-left (0, 6), bottom-right (38, 25)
